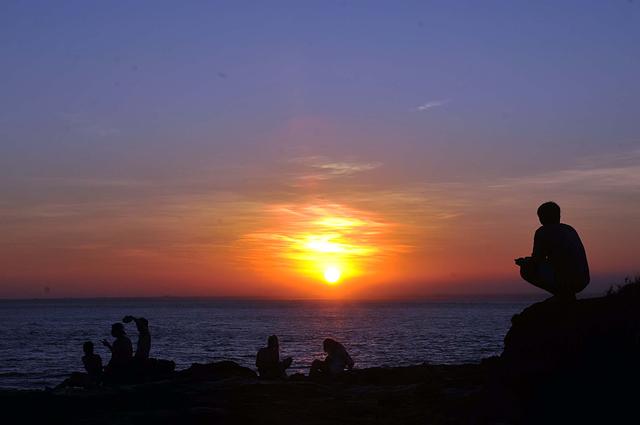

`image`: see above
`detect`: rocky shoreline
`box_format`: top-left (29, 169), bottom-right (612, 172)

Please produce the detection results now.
top-left (2, 281), bottom-right (639, 424)
top-left (1, 362), bottom-right (486, 424)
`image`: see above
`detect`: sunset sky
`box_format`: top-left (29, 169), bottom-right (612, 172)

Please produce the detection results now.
top-left (1, 1), bottom-right (639, 298)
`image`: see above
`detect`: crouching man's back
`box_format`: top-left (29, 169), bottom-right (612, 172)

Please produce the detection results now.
top-left (533, 221), bottom-right (590, 294)
top-left (516, 201), bottom-right (590, 299)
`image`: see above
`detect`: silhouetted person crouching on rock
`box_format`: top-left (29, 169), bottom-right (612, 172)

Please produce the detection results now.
top-left (102, 322), bottom-right (132, 382)
top-left (256, 335), bottom-right (293, 379)
top-left (310, 338), bottom-right (354, 378)
top-left (123, 315), bottom-right (150, 361)
top-left (515, 201), bottom-right (590, 300)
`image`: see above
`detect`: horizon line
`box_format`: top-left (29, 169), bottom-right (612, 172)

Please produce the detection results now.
top-left (0, 292), bottom-right (608, 303)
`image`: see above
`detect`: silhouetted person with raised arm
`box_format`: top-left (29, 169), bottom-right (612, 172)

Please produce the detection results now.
top-left (256, 335), bottom-right (293, 379)
top-left (310, 338), bottom-right (354, 378)
top-left (123, 315), bottom-right (150, 361)
top-left (515, 201), bottom-right (590, 300)
top-left (102, 322), bottom-right (132, 382)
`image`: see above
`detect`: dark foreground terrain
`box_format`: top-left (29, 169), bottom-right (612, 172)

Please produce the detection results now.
top-left (1, 363), bottom-right (485, 425)
top-left (2, 279), bottom-right (639, 424)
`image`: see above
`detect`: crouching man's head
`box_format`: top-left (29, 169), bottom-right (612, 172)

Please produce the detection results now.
top-left (537, 201), bottom-right (561, 226)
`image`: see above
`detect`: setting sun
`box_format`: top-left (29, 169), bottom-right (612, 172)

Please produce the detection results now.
top-left (239, 202), bottom-right (404, 289)
top-left (323, 266), bottom-right (341, 284)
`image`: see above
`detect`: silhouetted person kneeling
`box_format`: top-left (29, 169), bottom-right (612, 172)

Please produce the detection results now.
top-left (123, 315), bottom-right (150, 361)
top-left (256, 335), bottom-right (293, 379)
top-left (309, 338), bottom-right (354, 378)
top-left (515, 202), bottom-right (590, 300)
top-left (102, 322), bottom-right (133, 383)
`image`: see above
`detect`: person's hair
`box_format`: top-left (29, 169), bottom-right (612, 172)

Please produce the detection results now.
top-left (537, 201), bottom-right (561, 225)
top-left (83, 341), bottom-right (94, 353)
top-left (323, 338), bottom-right (337, 353)
top-left (136, 317), bottom-right (149, 332)
top-left (267, 335), bottom-right (279, 348)
top-left (111, 322), bottom-right (126, 335)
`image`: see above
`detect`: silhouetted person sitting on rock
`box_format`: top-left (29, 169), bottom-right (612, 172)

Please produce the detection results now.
top-left (55, 341), bottom-right (103, 390)
top-left (123, 315), bottom-right (150, 361)
top-left (82, 341), bottom-right (103, 384)
top-left (120, 316), bottom-right (176, 382)
top-left (256, 335), bottom-right (293, 379)
top-left (515, 201), bottom-right (590, 300)
top-left (309, 338), bottom-right (354, 378)
top-left (102, 322), bottom-right (133, 381)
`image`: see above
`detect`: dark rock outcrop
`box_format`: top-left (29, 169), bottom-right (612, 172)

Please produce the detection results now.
top-left (489, 280), bottom-right (640, 424)
top-left (502, 290), bottom-right (640, 379)
top-left (176, 360), bottom-right (258, 381)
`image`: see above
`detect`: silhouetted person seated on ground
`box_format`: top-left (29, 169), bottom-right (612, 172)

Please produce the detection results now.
top-left (515, 201), bottom-right (590, 301)
top-left (82, 341), bottom-right (103, 384)
top-left (55, 341), bottom-right (102, 389)
top-left (122, 316), bottom-right (176, 381)
top-left (309, 338), bottom-right (354, 378)
top-left (102, 322), bottom-right (133, 382)
top-left (123, 315), bottom-right (150, 361)
top-left (256, 335), bottom-right (293, 379)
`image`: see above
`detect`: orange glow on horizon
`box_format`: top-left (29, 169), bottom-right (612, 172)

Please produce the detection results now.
top-left (238, 202), bottom-right (409, 290)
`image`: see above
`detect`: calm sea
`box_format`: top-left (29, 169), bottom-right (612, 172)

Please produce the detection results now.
top-left (0, 298), bottom-right (536, 389)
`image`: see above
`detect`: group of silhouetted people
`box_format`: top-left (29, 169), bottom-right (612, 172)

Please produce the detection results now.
top-left (59, 202), bottom-right (589, 388)
top-left (99, 316), bottom-right (152, 383)
top-left (61, 314), bottom-right (357, 388)
top-left (58, 315), bottom-right (157, 389)
top-left (255, 335), bottom-right (354, 380)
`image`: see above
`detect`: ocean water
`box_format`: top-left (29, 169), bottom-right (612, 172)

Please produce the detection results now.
top-left (0, 298), bottom-right (535, 389)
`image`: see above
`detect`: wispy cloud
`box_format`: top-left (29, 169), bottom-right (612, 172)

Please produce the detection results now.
top-left (414, 99), bottom-right (449, 112)
top-left (60, 112), bottom-right (120, 138)
top-left (315, 161), bottom-right (381, 176)
top-left (289, 156), bottom-right (382, 184)
top-left (489, 149), bottom-right (640, 192)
